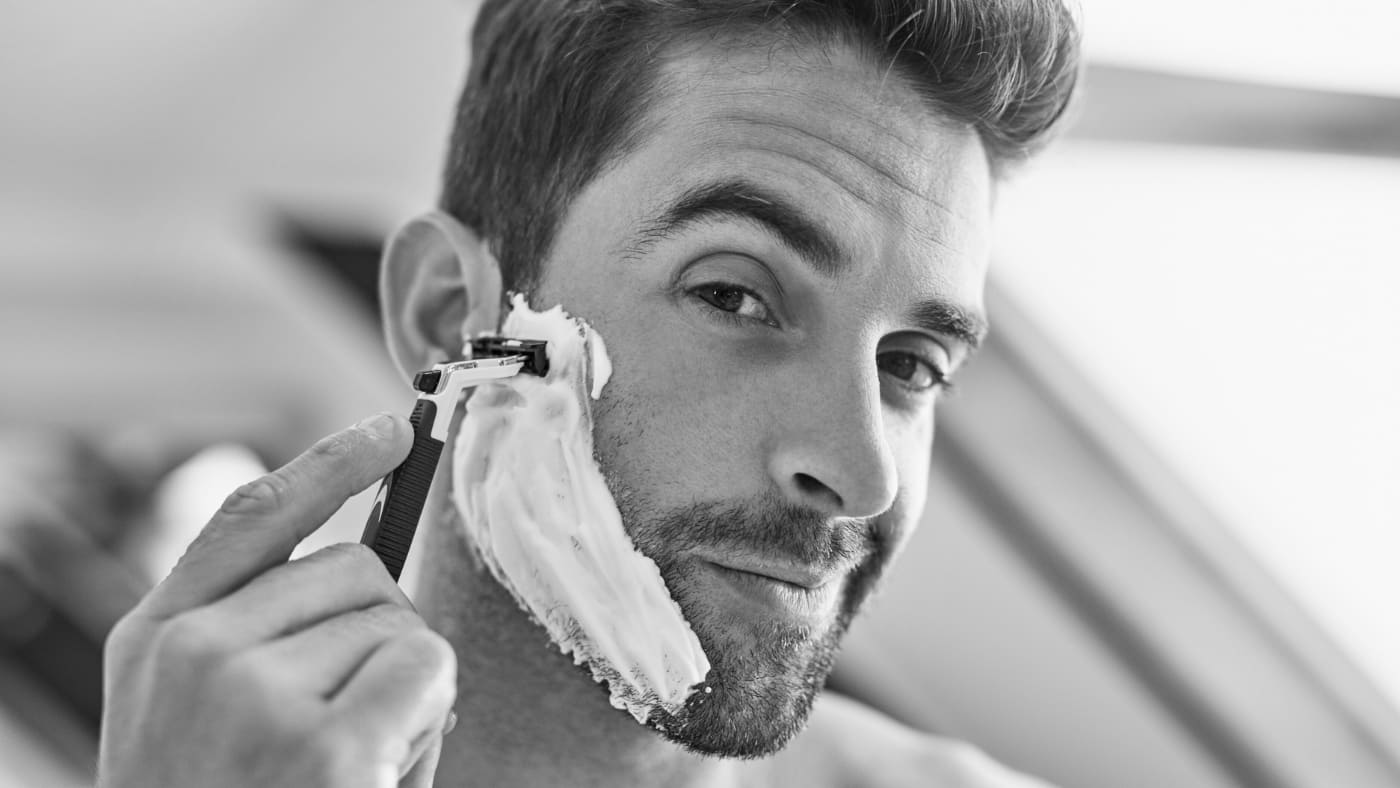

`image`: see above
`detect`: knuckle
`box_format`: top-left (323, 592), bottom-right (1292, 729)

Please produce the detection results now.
top-left (216, 648), bottom-right (286, 694)
top-left (408, 629), bottom-right (458, 686)
top-left (319, 542), bottom-right (387, 577)
top-left (308, 429), bottom-right (359, 465)
top-left (296, 720), bottom-right (373, 785)
top-left (322, 540), bottom-right (376, 565)
top-left (104, 611), bottom-right (138, 653)
top-left (287, 544), bottom-right (407, 608)
top-left (218, 473), bottom-right (291, 518)
top-left (295, 729), bottom-right (348, 782)
top-left (423, 630), bottom-right (457, 667)
top-left (157, 611), bottom-right (231, 668)
top-left (357, 602), bottom-right (422, 633)
top-left (103, 611), bottom-right (149, 665)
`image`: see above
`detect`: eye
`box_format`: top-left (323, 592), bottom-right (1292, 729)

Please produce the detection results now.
top-left (691, 282), bottom-right (776, 326)
top-left (877, 350), bottom-right (949, 392)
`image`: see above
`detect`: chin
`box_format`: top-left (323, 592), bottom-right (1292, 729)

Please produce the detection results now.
top-left (603, 480), bottom-right (899, 757)
top-left (637, 551), bottom-right (886, 759)
top-left (644, 617), bottom-right (848, 759)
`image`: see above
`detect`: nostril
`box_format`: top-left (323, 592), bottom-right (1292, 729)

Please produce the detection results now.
top-left (793, 472), bottom-right (842, 508)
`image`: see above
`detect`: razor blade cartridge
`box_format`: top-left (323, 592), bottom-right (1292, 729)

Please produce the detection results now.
top-left (363, 336), bottom-right (550, 581)
top-left (471, 337), bottom-right (549, 377)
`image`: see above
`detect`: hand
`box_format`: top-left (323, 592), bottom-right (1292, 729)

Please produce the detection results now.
top-left (98, 414), bottom-right (457, 788)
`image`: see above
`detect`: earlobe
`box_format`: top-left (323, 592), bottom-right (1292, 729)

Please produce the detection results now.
top-left (379, 211), bottom-right (504, 381)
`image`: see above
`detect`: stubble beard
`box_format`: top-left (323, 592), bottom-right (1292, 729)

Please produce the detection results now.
top-left (613, 493), bottom-right (894, 759)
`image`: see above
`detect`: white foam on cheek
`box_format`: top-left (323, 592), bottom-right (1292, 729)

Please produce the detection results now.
top-left (451, 295), bottom-right (709, 723)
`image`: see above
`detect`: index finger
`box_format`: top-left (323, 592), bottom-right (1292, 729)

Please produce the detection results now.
top-left (142, 413), bottom-right (413, 618)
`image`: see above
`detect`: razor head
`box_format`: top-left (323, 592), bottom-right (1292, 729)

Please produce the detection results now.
top-left (470, 337), bottom-right (550, 377)
top-left (408, 337), bottom-right (550, 396)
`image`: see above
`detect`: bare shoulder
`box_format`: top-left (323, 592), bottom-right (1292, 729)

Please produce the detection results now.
top-left (757, 692), bottom-right (1058, 788)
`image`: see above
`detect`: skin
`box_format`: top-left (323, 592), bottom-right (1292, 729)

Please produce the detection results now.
top-left (98, 35), bottom-right (1051, 788)
top-left (415, 40), bottom-right (1003, 787)
top-left (99, 417), bottom-right (454, 788)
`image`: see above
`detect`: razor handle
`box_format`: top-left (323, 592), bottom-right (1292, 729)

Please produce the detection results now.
top-left (361, 399), bottom-right (442, 581)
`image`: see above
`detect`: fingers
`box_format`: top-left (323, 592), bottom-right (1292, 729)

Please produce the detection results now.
top-left (194, 543), bottom-right (411, 649)
top-left (243, 602), bottom-right (425, 698)
top-left (333, 628), bottom-right (457, 774)
top-left (143, 414), bottom-right (412, 618)
top-left (399, 735), bottom-right (443, 788)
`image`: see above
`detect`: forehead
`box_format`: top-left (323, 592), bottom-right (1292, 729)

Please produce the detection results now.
top-left (656, 39), bottom-right (973, 195)
top-left (602, 38), bottom-right (993, 294)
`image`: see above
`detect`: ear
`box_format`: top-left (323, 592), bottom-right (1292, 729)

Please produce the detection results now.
top-left (380, 211), bottom-right (503, 381)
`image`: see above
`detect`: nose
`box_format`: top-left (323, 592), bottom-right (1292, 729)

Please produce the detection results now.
top-left (766, 360), bottom-right (898, 519)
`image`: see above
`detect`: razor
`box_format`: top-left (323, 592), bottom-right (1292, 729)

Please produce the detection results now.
top-left (361, 337), bottom-right (549, 581)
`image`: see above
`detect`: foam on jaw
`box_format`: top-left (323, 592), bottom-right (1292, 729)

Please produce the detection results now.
top-left (450, 295), bottom-right (709, 723)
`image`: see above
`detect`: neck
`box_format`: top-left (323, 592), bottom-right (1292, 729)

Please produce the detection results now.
top-left (414, 490), bottom-right (737, 788)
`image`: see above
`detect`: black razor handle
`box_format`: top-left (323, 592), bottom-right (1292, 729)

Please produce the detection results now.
top-left (361, 399), bottom-right (443, 581)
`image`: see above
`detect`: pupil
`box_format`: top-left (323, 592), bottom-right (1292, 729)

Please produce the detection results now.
top-left (882, 353), bottom-right (917, 380)
top-left (713, 287), bottom-right (745, 311)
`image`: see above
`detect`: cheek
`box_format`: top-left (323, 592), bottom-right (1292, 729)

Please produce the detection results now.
top-left (590, 317), bottom-right (773, 504)
top-left (883, 418), bottom-right (934, 548)
top-left (589, 357), bottom-right (720, 509)
top-left (590, 383), bottom-right (648, 491)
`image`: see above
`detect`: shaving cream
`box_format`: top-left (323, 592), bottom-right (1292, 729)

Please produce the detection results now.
top-left (450, 295), bottom-right (710, 723)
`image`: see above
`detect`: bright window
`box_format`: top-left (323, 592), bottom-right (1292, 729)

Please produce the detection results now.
top-left (992, 141), bottom-right (1400, 711)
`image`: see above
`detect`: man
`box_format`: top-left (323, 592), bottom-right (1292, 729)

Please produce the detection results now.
top-left (98, 1), bottom-right (1080, 786)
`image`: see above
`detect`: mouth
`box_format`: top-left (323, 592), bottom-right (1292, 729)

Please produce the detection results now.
top-left (712, 559), bottom-right (830, 590)
top-left (697, 559), bottom-right (845, 627)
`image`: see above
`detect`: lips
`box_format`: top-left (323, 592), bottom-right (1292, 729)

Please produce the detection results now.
top-left (708, 559), bottom-right (833, 590)
top-left (698, 558), bottom-right (847, 626)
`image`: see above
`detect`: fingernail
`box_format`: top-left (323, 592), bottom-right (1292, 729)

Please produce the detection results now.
top-left (442, 709), bottom-right (458, 736)
top-left (356, 412), bottom-right (397, 439)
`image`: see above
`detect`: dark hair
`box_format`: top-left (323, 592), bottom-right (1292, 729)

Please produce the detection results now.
top-left (441, 0), bottom-right (1081, 295)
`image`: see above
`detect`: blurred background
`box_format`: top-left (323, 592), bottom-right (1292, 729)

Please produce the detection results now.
top-left (1, 2), bottom-right (1397, 786)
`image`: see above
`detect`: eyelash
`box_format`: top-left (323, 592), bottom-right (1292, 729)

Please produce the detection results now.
top-left (878, 351), bottom-right (955, 397)
top-left (688, 282), bottom-right (777, 327)
top-left (686, 280), bottom-right (953, 397)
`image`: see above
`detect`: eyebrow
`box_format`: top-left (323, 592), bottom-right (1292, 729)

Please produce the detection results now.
top-left (634, 179), bottom-right (845, 276)
top-left (633, 177), bottom-right (988, 350)
top-left (908, 298), bottom-right (988, 352)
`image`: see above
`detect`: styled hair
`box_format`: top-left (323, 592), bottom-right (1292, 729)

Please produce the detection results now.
top-left (441, 0), bottom-right (1081, 295)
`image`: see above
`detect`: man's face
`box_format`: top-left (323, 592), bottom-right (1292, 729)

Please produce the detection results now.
top-left (530, 38), bottom-right (991, 756)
